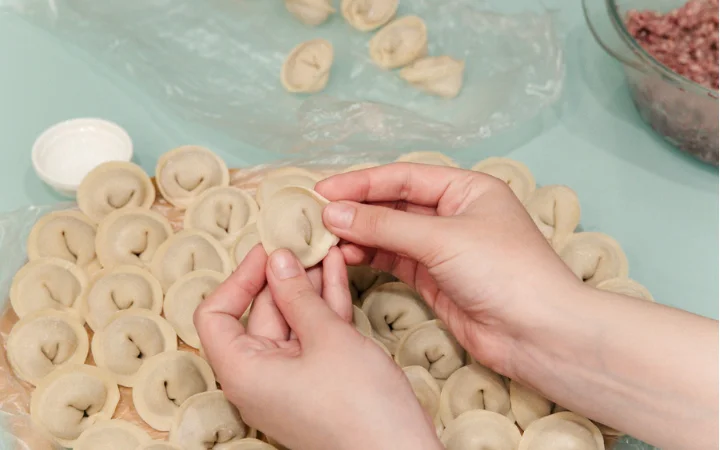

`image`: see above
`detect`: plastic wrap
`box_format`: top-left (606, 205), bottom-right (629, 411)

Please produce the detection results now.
top-left (1, 0), bottom-right (564, 154)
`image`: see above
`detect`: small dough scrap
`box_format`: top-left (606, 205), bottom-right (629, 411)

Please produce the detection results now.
top-left (524, 185), bottom-right (581, 249)
top-left (91, 309), bottom-right (177, 387)
top-left (439, 363), bottom-right (511, 426)
top-left (137, 442), bottom-right (184, 450)
top-left (510, 380), bottom-right (562, 431)
top-left (169, 391), bottom-right (255, 450)
top-left (77, 161), bottom-right (155, 223)
top-left (74, 419), bottom-right (151, 450)
top-left (156, 146), bottom-right (230, 209)
top-left (347, 265), bottom-right (396, 304)
top-left (30, 364), bottom-right (120, 447)
top-left (440, 410), bottom-right (521, 450)
top-left (10, 257), bottom-right (88, 319)
top-left (7, 309), bottom-right (89, 386)
top-left (164, 270), bottom-right (227, 349)
top-left (27, 210), bottom-right (99, 270)
top-left (341, 0), bottom-right (398, 31)
top-left (218, 438), bottom-right (279, 449)
top-left (255, 167), bottom-right (322, 208)
top-left (352, 305), bottom-right (373, 336)
top-left (558, 232), bottom-right (629, 287)
top-left (96, 208), bottom-right (174, 269)
top-left (150, 229), bottom-right (232, 291)
top-left (133, 350), bottom-right (217, 431)
top-left (596, 277), bottom-right (654, 302)
top-left (184, 186), bottom-right (259, 247)
top-left (369, 16), bottom-right (428, 69)
top-left (400, 56), bottom-right (465, 98)
top-left (281, 39), bottom-right (334, 94)
top-left (518, 411), bottom-right (604, 450)
top-left (472, 157), bottom-right (536, 203)
top-left (232, 223), bottom-right (263, 266)
top-left (285, 0), bottom-right (334, 26)
top-left (257, 186), bottom-right (339, 268)
top-left (396, 151), bottom-right (459, 167)
top-left (403, 365), bottom-right (443, 435)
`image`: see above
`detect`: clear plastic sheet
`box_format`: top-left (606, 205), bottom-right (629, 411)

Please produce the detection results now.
top-left (1, 0), bottom-right (564, 153)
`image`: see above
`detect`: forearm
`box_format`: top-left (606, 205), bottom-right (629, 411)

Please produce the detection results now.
top-left (511, 285), bottom-right (718, 450)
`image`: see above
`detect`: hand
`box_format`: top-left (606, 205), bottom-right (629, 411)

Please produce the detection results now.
top-left (194, 246), bottom-right (442, 450)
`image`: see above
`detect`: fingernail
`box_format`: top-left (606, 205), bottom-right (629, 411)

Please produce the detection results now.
top-left (324, 202), bottom-right (355, 229)
top-left (270, 249), bottom-right (301, 280)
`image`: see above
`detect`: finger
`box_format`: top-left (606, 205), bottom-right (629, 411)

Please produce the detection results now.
top-left (247, 285), bottom-right (290, 341)
top-left (307, 265), bottom-right (324, 295)
top-left (322, 247), bottom-right (353, 323)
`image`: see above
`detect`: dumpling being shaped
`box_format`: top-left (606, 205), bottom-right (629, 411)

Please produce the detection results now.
top-left (403, 365), bottom-right (444, 435)
top-left (441, 410), bottom-right (521, 450)
top-left (184, 186), bottom-right (259, 247)
top-left (439, 362), bottom-right (511, 427)
top-left (27, 210), bottom-right (99, 271)
top-left (400, 56), bottom-right (465, 99)
top-left (285, 0), bottom-right (334, 26)
top-left (395, 151), bottom-right (459, 167)
top-left (232, 223), bottom-right (263, 266)
top-left (369, 16), bottom-right (428, 69)
top-left (518, 411), bottom-right (604, 450)
top-left (596, 277), bottom-right (654, 302)
top-left (471, 157), bottom-right (536, 203)
top-left (281, 39), bottom-right (334, 94)
top-left (558, 232), bottom-right (629, 287)
top-left (524, 185), bottom-right (581, 250)
top-left (255, 167), bottom-right (322, 208)
top-left (155, 146), bottom-right (230, 209)
top-left (341, 0), bottom-right (398, 31)
top-left (74, 419), bottom-right (151, 450)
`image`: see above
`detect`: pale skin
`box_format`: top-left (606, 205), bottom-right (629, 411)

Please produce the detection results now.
top-left (195, 163), bottom-right (718, 450)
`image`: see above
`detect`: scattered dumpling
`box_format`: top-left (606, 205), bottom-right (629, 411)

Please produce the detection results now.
top-left (347, 265), bottom-right (396, 304)
top-left (10, 257), bottom-right (87, 318)
top-left (281, 39), bottom-right (334, 94)
top-left (509, 379), bottom-right (564, 431)
top-left (255, 167), bottom-right (322, 208)
top-left (341, 162), bottom-right (380, 173)
top-left (558, 232), bottom-right (629, 287)
top-left (395, 320), bottom-right (466, 387)
top-left (27, 210), bottom-right (99, 271)
top-left (184, 186), bottom-right (259, 247)
top-left (472, 157), bottom-right (537, 203)
top-left (403, 365), bottom-right (444, 435)
top-left (524, 185), bottom-right (581, 250)
top-left (285, 0), bottom-right (334, 26)
top-left (232, 223), bottom-right (263, 266)
top-left (352, 305), bottom-right (373, 336)
top-left (395, 151), bottom-right (459, 167)
top-left (341, 0), bottom-right (398, 31)
top-left (596, 277), bottom-right (654, 302)
top-left (369, 16), bottom-right (428, 69)
top-left (399, 56), bottom-right (465, 98)
top-left (439, 362), bottom-right (512, 426)
top-left (73, 419), bottom-right (151, 450)
top-left (518, 411), bottom-right (605, 450)
top-left (441, 410), bottom-right (521, 450)
top-left (155, 146), bottom-right (230, 209)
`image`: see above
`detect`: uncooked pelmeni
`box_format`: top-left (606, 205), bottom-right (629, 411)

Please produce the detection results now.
top-left (91, 309), bottom-right (177, 387)
top-left (440, 410), bottom-right (521, 450)
top-left (524, 185), bottom-right (581, 250)
top-left (133, 351), bottom-right (217, 431)
top-left (218, 438), bottom-right (279, 450)
top-left (232, 223), bottom-right (263, 266)
top-left (341, 162), bottom-right (380, 173)
top-left (257, 186), bottom-right (339, 268)
top-left (30, 364), bottom-right (120, 447)
top-left (150, 229), bottom-right (232, 291)
top-left (155, 146), bottom-right (230, 209)
top-left (95, 208), bottom-right (174, 269)
top-left (369, 16), bottom-right (428, 69)
top-left (472, 157), bottom-right (536, 203)
top-left (285, 0), bottom-right (334, 26)
top-left (10, 257), bottom-right (87, 319)
top-left (255, 167), bottom-right (322, 208)
top-left (77, 161), bottom-right (155, 223)
top-left (403, 365), bottom-right (444, 435)
top-left (399, 56), bottom-right (465, 98)
top-left (360, 282), bottom-right (433, 353)
top-left (395, 320), bottom-right (466, 387)
top-left (137, 442), bottom-right (184, 450)
top-left (347, 265), bottom-right (396, 303)
top-left (184, 186), bottom-right (259, 247)
top-left (27, 210), bottom-right (99, 271)
top-left (395, 151), bottom-right (459, 167)
top-left (341, 0), bottom-right (398, 31)
top-left (518, 411), bottom-right (604, 450)
top-left (352, 305), bottom-right (373, 337)
top-left (509, 380), bottom-right (560, 431)
top-left (439, 363), bottom-right (511, 427)
top-left (281, 39), bottom-right (334, 94)
top-left (596, 277), bottom-right (654, 302)
top-left (74, 419), bottom-right (151, 450)
top-left (169, 391), bottom-right (255, 450)
top-left (6, 309), bottom-right (89, 386)
top-left (558, 232), bottom-right (629, 287)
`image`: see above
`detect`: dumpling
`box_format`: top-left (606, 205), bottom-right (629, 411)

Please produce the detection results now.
top-left (255, 167), bottom-right (322, 207)
top-left (394, 320), bottom-right (466, 387)
top-left (217, 438), bottom-right (279, 449)
top-left (184, 186), bottom-right (258, 247)
top-left (360, 281), bottom-right (433, 353)
top-left (137, 442), bottom-right (184, 450)
top-left (95, 208), bottom-right (174, 269)
top-left (347, 265), bottom-right (396, 304)
top-left (341, 0), bottom-right (398, 31)
top-left (285, 0), bottom-right (334, 26)
top-left (163, 270), bottom-right (227, 348)
top-left (395, 151), bottom-right (460, 167)
top-left (91, 309), bottom-right (177, 387)
top-left (10, 257), bottom-right (88, 318)
top-left (399, 56), bottom-right (465, 98)
top-left (369, 16), bottom-right (428, 69)
top-left (558, 232), bottom-right (629, 287)
top-left (596, 277), bottom-right (654, 302)
top-left (403, 365), bottom-right (443, 435)
top-left (256, 186), bottom-right (339, 268)
top-left (524, 185), bottom-right (581, 250)
top-left (471, 157), bottom-right (536, 203)
top-left (341, 162), bottom-right (380, 173)
top-left (6, 309), bottom-right (89, 386)
top-left (169, 391), bottom-right (255, 450)
top-left (281, 39), bottom-right (334, 94)
top-left (27, 210), bottom-right (99, 271)
top-left (440, 410), bottom-right (521, 450)
top-left (518, 411), bottom-right (604, 450)
top-left (150, 229), bottom-right (232, 291)
top-left (352, 305), bottom-right (373, 336)
top-left (231, 223), bottom-right (263, 266)
top-left (133, 350), bottom-right (217, 431)
top-left (30, 364), bottom-right (120, 447)
top-left (509, 380), bottom-right (564, 431)
top-left (155, 146), bottom-right (230, 209)
top-left (74, 419), bottom-right (151, 450)
top-left (439, 362), bottom-right (511, 426)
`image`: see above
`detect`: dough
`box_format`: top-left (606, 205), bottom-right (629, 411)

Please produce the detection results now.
top-left (596, 277), bottom-right (654, 302)
top-left (91, 309), bottom-right (178, 387)
top-left (395, 151), bottom-right (460, 167)
top-left (156, 146), bottom-right (230, 209)
top-left (341, 0), bottom-right (398, 31)
top-left (216, 438), bottom-right (279, 449)
top-left (440, 410), bottom-right (521, 450)
top-left (133, 350), bottom-right (217, 431)
top-left (256, 186), bottom-right (339, 268)
top-left (95, 208), bottom-right (174, 269)
top-left (27, 210), bottom-right (99, 271)
top-left (285, 0), bottom-right (334, 26)
top-left (281, 39), bottom-right (334, 94)
top-left (352, 305), bottom-right (373, 336)
top-left (558, 232), bottom-right (629, 287)
top-left (399, 56), bottom-right (465, 98)
top-left (255, 167), bottom-right (322, 208)
top-left (518, 411), bottom-right (604, 450)
top-left (74, 419), bottom-right (151, 450)
top-left (137, 442), bottom-right (184, 450)
top-left (524, 185), bottom-right (581, 250)
top-left (509, 380), bottom-right (560, 431)
top-left (439, 363), bottom-right (511, 426)
top-left (341, 162), bottom-right (380, 173)
top-left (77, 161), bottom-right (156, 223)
top-left (30, 364), bottom-right (120, 447)
top-left (169, 391), bottom-right (255, 450)
top-left (232, 223), bottom-right (263, 266)
top-left (472, 157), bottom-right (536, 203)
top-left (150, 229), bottom-right (232, 291)
top-left (369, 16), bottom-right (428, 69)
top-left (10, 257), bottom-right (88, 318)
top-left (184, 186), bottom-right (259, 247)
top-left (6, 309), bottom-right (89, 386)
top-left (163, 270), bottom-right (227, 348)
top-left (403, 365), bottom-right (443, 435)
top-left (347, 265), bottom-right (396, 304)
top-left (360, 281), bottom-right (433, 353)
top-left (394, 320), bottom-right (466, 386)
top-left (80, 265), bottom-right (164, 332)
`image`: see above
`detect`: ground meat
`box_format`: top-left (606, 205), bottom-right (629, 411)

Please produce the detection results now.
top-left (626, 0), bottom-right (719, 90)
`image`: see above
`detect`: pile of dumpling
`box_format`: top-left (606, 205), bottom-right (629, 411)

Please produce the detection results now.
top-left (3, 147), bottom-right (652, 449)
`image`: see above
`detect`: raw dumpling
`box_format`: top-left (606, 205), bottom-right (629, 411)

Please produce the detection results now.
top-left (341, 0), bottom-right (398, 31)
top-left (524, 185), bottom-right (581, 250)
top-left (341, 162), bottom-right (381, 173)
top-left (30, 364), bottom-right (120, 447)
top-left (137, 442), bottom-right (184, 450)
top-left (395, 151), bottom-right (459, 167)
top-left (164, 270), bottom-right (227, 348)
top-left (169, 391), bottom-right (255, 450)
top-left (285, 0), bottom-right (334, 26)
top-left (399, 56), bottom-right (465, 98)
top-left (255, 167), bottom-right (322, 207)
top-left (74, 419), bottom-right (151, 450)
top-left (6, 309), bottom-right (89, 386)
top-left (347, 265), bottom-right (396, 304)
top-left (471, 157), bottom-right (536, 203)
top-left (10, 257), bottom-right (88, 318)
top-left (596, 277), bottom-right (654, 302)
top-left (91, 309), bottom-right (177, 387)
top-left (440, 410), bottom-right (521, 450)
top-left (369, 16), bottom-right (428, 69)
top-left (352, 305), bottom-right (373, 336)
top-left (27, 210), bottom-right (99, 271)
top-left (184, 186), bottom-right (259, 247)
top-left (133, 350), bottom-right (217, 431)
top-left (77, 161), bottom-right (156, 223)
top-left (557, 232), bottom-right (629, 287)
top-left (281, 39), bottom-right (334, 93)
top-left (232, 223), bottom-right (263, 266)
top-left (95, 208), bottom-right (174, 269)
top-left (155, 146), bottom-right (230, 209)
top-left (150, 229), bottom-right (232, 291)
top-left (439, 363), bottom-right (511, 426)
top-left (509, 380), bottom-right (562, 431)
top-left (403, 365), bottom-right (443, 435)
top-left (218, 438), bottom-right (279, 449)
top-left (518, 412), bottom-right (604, 450)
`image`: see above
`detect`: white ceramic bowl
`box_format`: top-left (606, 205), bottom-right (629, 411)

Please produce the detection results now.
top-left (32, 118), bottom-right (134, 197)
